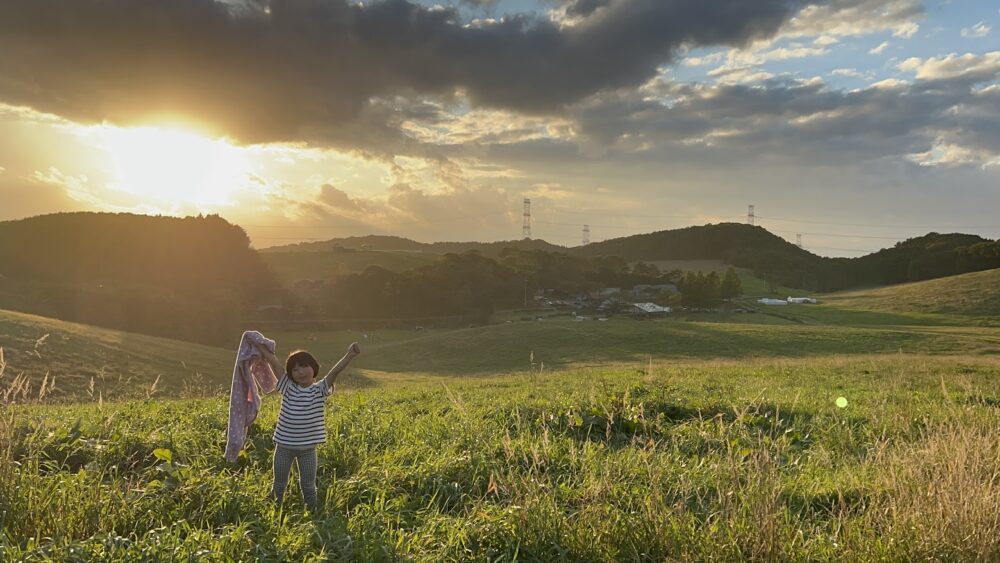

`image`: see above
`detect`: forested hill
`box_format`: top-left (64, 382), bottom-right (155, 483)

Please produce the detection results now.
top-left (261, 234), bottom-right (566, 257)
top-left (0, 212), bottom-right (274, 344)
top-left (572, 223), bottom-right (811, 262)
top-left (833, 232), bottom-right (1000, 288)
top-left (571, 223), bottom-right (1000, 291)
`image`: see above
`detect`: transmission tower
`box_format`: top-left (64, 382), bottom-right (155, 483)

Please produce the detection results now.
top-left (748, 205), bottom-right (755, 226)
top-left (796, 234), bottom-right (803, 248)
top-left (582, 224), bottom-right (590, 245)
top-left (522, 198), bottom-right (532, 239)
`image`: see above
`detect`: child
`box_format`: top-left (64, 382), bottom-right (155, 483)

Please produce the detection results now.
top-left (253, 341), bottom-right (361, 511)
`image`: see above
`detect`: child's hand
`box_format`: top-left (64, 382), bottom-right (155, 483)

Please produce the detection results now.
top-left (347, 342), bottom-right (361, 357)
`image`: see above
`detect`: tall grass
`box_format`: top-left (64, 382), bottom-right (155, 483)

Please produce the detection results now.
top-left (1, 354), bottom-right (998, 560)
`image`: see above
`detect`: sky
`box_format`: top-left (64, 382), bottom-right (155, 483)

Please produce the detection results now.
top-left (0, 0), bottom-right (997, 256)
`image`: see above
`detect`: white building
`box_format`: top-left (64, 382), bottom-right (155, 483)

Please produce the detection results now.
top-left (631, 302), bottom-right (672, 316)
top-left (757, 298), bottom-right (788, 306)
top-left (787, 297), bottom-right (818, 304)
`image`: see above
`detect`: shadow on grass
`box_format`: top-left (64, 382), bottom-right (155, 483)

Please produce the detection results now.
top-left (352, 320), bottom-right (956, 375)
top-left (500, 396), bottom-right (826, 454)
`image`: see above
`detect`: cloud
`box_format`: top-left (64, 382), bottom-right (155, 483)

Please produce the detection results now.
top-left (704, 43), bottom-right (828, 84)
top-left (831, 68), bottom-right (863, 78)
top-left (869, 41), bottom-right (890, 55)
top-left (564, 0), bottom-right (613, 18)
top-left (898, 52), bottom-right (1000, 82)
top-left (960, 21), bottom-right (991, 39)
top-left (317, 184), bottom-right (363, 211)
top-left (509, 57), bottom-right (1000, 171)
top-left (782, 0), bottom-right (923, 39)
top-left (0, 0), bottom-right (818, 149)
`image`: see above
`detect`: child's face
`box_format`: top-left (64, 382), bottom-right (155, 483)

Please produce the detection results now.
top-left (290, 362), bottom-right (315, 386)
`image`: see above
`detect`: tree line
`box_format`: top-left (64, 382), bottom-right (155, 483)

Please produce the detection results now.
top-left (0, 212), bottom-right (274, 345)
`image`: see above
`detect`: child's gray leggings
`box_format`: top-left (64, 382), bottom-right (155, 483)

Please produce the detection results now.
top-left (272, 445), bottom-right (318, 509)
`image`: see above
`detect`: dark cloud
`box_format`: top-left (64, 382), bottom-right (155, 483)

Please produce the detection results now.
top-left (318, 184), bottom-right (363, 211)
top-left (558, 65), bottom-right (1000, 167)
top-left (0, 0), bottom-right (815, 147)
top-left (565, 0), bottom-right (612, 18)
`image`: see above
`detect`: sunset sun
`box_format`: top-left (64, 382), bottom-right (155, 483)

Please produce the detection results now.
top-left (93, 125), bottom-right (251, 208)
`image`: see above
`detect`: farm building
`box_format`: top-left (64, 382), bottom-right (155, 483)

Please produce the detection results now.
top-left (787, 297), bottom-right (818, 304)
top-left (631, 302), bottom-right (672, 317)
top-left (757, 298), bottom-right (788, 306)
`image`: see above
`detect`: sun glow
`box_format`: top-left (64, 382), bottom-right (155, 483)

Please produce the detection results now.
top-left (92, 125), bottom-right (252, 208)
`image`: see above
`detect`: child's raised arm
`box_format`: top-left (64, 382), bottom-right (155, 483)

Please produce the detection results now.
top-left (324, 342), bottom-right (361, 391)
top-left (254, 341), bottom-right (284, 378)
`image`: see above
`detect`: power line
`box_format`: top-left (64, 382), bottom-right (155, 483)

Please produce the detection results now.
top-left (804, 245), bottom-right (881, 254)
top-left (756, 215), bottom-right (995, 230)
top-left (769, 229), bottom-right (905, 241)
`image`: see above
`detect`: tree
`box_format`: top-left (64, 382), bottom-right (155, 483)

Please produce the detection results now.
top-left (720, 267), bottom-right (743, 301)
top-left (678, 271), bottom-right (721, 308)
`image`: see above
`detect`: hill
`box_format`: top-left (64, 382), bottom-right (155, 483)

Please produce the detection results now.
top-left (576, 223), bottom-right (1000, 291)
top-left (0, 308), bottom-right (231, 401)
top-left (826, 268), bottom-right (1000, 318)
top-left (263, 223), bottom-right (1000, 294)
top-left (260, 235), bottom-right (566, 257)
top-left (745, 268), bottom-right (1000, 328)
top-left (0, 212), bottom-right (275, 345)
top-left (574, 223), bottom-right (810, 262)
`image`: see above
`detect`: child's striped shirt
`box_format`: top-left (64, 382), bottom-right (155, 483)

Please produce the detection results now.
top-left (273, 374), bottom-right (332, 447)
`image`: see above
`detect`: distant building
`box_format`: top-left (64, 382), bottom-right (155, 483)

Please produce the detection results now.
top-left (757, 298), bottom-right (788, 306)
top-left (631, 302), bottom-right (672, 317)
top-left (787, 297), bottom-right (818, 304)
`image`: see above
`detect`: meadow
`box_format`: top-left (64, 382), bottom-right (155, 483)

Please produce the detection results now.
top-left (1, 353), bottom-right (998, 561)
top-left (1, 270), bottom-right (999, 560)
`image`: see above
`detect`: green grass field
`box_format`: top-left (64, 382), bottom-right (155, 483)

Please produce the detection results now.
top-left (2, 355), bottom-right (997, 560)
top-left (2, 269), bottom-right (999, 559)
top-left (5, 306), bottom-right (1000, 401)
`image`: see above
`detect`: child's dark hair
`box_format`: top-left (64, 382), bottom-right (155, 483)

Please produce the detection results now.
top-left (285, 350), bottom-right (320, 378)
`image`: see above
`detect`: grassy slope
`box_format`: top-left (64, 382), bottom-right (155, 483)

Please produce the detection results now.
top-left (4, 272), bottom-right (1000, 558)
top-left (766, 268), bottom-right (1000, 327)
top-left (827, 268), bottom-right (1000, 316)
top-left (3, 356), bottom-right (998, 560)
top-left (6, 305), bottom-right (1000, 401)
top-left (0, 308), bottom-right (232, 401)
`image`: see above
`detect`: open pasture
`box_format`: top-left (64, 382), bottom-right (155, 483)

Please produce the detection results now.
top-left (1, 354), bottom-right (998, 560)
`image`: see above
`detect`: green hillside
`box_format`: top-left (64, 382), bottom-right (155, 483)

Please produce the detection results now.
top-left (765, 268), bottom-right (1000, 327)
top-left (0, 308), bottom-right (231, 401)
top-left (827, 268), bottom-right (1000, 317)
top-left (0, 212), bottom-right (274, 345)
